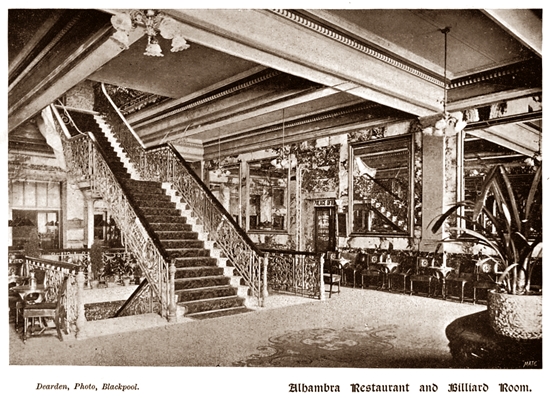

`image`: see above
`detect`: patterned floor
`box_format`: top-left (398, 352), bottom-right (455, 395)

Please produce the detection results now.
top-left (233, 325), bottom-right (398, 367)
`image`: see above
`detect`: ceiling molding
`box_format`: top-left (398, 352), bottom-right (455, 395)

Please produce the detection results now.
top-left (271, 9), bottom-right (443, 87)
top-left (131, 69), bottom-right (283, 131)
top-left (163, 9), bottom-right (442, 117)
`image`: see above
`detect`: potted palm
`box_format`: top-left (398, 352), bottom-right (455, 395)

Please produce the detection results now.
top-left (431, 164), bottom-right (542, 339)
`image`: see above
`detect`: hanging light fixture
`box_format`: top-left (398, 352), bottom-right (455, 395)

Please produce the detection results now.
top-left (213, 136), bottom-right (231, 178)
top-left (271, 109), bottom-right (297, 169)
top-left (430, 27), bottom-right (467, 137)
top-left (110, 10), bottom-right (190, 57)
top-left (524, 133), bottom-right (542, 167)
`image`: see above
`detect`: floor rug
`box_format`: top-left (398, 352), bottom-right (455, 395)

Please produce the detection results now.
top-left (233, 324), bottom-right (398, 367)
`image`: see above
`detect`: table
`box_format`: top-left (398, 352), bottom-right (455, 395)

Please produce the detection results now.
top-left (10, 285), bottom-right (47, 335)
top-left (10, 284), bottom-right (45, 304)
top-left (376, 262), bottom-right (399, 289)
top-left (446, 310), bottom-right (542, 368)
top-left (428, 266), bottom-right (454, 298)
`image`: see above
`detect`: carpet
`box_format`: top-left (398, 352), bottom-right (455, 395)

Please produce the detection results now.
top-left (233, 325), bottom-right (398, 367)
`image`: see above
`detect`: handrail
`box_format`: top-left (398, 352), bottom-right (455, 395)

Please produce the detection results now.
top-left (100, 83), bottom-right (146, 148)
top-left (360, 172), bottom-right (406, 204)
top-left (86, 132), bottom-right (172, 260)
top-left (93, 85), bottom-right (324, 304)
top-left (164, 142), bottom-right (264, 256)
top-left (49, 110), bottom-right (172, 320)
top-left (25, 256), bottom-right (84, 273)
top-left (113, 277), bottom-right (149, 318)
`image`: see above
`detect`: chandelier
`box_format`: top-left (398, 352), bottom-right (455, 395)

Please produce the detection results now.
top-left (425, 27), bottom-right (467, 137)
top-left (271, 109), bottom-right (297, 169)
top-left (110, 10), bottom-right (190, 57)
top-left (212, 136), bottom-right (231, 178)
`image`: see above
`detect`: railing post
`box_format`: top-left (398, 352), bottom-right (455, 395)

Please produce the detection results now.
top-left (262, 255), bottom-right (269, 307)
top-left (168, 260), bottom-right (177, 322)
top-left (319, 253), bottom-right (326, 301)
top-left (76, 269), bottom-right (87, 339)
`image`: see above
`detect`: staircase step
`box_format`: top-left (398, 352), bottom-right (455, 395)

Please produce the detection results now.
top-left (85, 116), bottom-right (250, 322)
top-left (179, 295), bottom-right (245, 315)
top-left (133, 198), bottom-right (174, 207)
top-left (155, 230), bottom-right (198, 240)
top-left (176, 285), bottom-right (238, 302)
top-left (175, 266), bottom-right (224, 278)
top-left (126, 184), bottom-right (166, 195)
top-left (144, 215), bottom-right (187, 224)
top-left (150, 222), bottom-right (193, 232)
top-left (173, 257), bottom-right (218, 267)
top-left (139, 207), bottom-right (180, 216)
top-left (167, 248), bottom-right (211, 258)
top-left (186, 306), bottom-right (253, 320)
top-left (161, 239), bottom-right (204, 249)
top-left (175, 275), bottom-right (229, 290)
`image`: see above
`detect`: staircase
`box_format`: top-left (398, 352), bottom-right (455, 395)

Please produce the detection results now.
top-left (69, 110), bottom-right (251, 319)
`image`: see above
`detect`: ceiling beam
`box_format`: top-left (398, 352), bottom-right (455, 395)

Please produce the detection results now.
top-left (468, 123), bottom-right (540, 156)
top-left (8, 20), bottom-right (144, 132)
top-left (482, 9), bottom-right (542, 57)
top-left (162, 9), bottom-right (443, 117)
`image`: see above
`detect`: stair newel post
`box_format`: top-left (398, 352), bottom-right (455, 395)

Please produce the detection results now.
top-left (262, 254), bottom-right (269, 307)
top-left (75, 268), bottom-right (87, 339)
top-left (168, 259), bottom-right (177, 322)
top-left (319, 253), bottom-right (326, 301)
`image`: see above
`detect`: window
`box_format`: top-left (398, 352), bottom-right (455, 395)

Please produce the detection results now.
top-left (350, 135), bottom-right (412, 235)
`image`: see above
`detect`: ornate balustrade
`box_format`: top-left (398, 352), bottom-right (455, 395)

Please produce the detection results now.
top-left (96, 84), bottom-right (270, 306)
top-left (24, 256), bottom-right (83, 337)
top-left (356, 173), bottom-right (409, 231)
top-left (50, 105), bottom-right (172, 320)
top-left (143, 145), bottom-right (267, 305)
top-left (263, 249), bottom-right (323, 299)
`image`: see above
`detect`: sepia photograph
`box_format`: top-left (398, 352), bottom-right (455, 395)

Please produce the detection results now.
top-left (4, 3), bottom-right (545, 396)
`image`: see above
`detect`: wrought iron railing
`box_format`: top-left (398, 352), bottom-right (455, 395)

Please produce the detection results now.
top-left (24, 257), bottom-right (81, 335)
top-left (263, 249), bottom-right (322, 298)
top-left (56, 84), bottom-right (324, 307)
top-left (50, 105), bottom-right (172, 320)
top-left (96, 84), bottom-right (267, 305)
top-left (356, 173), bottom-right (409, 231)
top-left (113, 278), bottom-right (158, 318)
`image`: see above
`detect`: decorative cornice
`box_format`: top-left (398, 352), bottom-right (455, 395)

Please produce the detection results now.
top-left (202, 102), bottom-right (382, 146)
top-left (271, 9), bottom-right (444, 87)
top-left (135, 69), bottom-right (283, 125)
top-left (449, 60), bottom-right (539, 90)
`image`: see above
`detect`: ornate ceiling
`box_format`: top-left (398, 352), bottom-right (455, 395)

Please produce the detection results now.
top-left (8, 9), bottom-right (542, 161)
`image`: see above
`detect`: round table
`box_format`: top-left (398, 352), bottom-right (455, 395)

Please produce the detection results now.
top-left (10, 284), bottom-right (46, 303)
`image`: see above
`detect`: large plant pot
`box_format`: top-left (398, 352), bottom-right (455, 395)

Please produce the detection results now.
top-left (487, 290), bottom-right (542, 340)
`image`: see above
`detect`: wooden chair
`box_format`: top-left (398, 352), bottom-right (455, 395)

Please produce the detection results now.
top-left (323, 251), bottom-right (342, 298)
top-left (409, 256), bottom-right (434, 297)
top-left (360, 252), bottom-right (382, 289)
top-left (472, 258), bottom-right (499, 305)
top-left (445, 270), bottom-right (474, 303)
top-left (21, 276), bottom-right (69, 342)
top-left (387, 258), bottom-right (414, 294)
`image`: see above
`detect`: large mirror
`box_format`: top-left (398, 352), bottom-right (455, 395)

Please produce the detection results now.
top-left (462, 130), bottom-right (542, 239)
top-left (208, 165), bottom-right (243, 226)
top-left (350, 135), bottom-right (413, 235)
top-left (247, 158), bottom-right (290, 232)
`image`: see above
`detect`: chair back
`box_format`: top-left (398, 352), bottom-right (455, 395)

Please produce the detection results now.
top-left (416, 256), bottom-right (430, 274)
top-left (475, 257), bottom-right (499, 282)
top-left (324, 251), bottom-right (339, 274)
